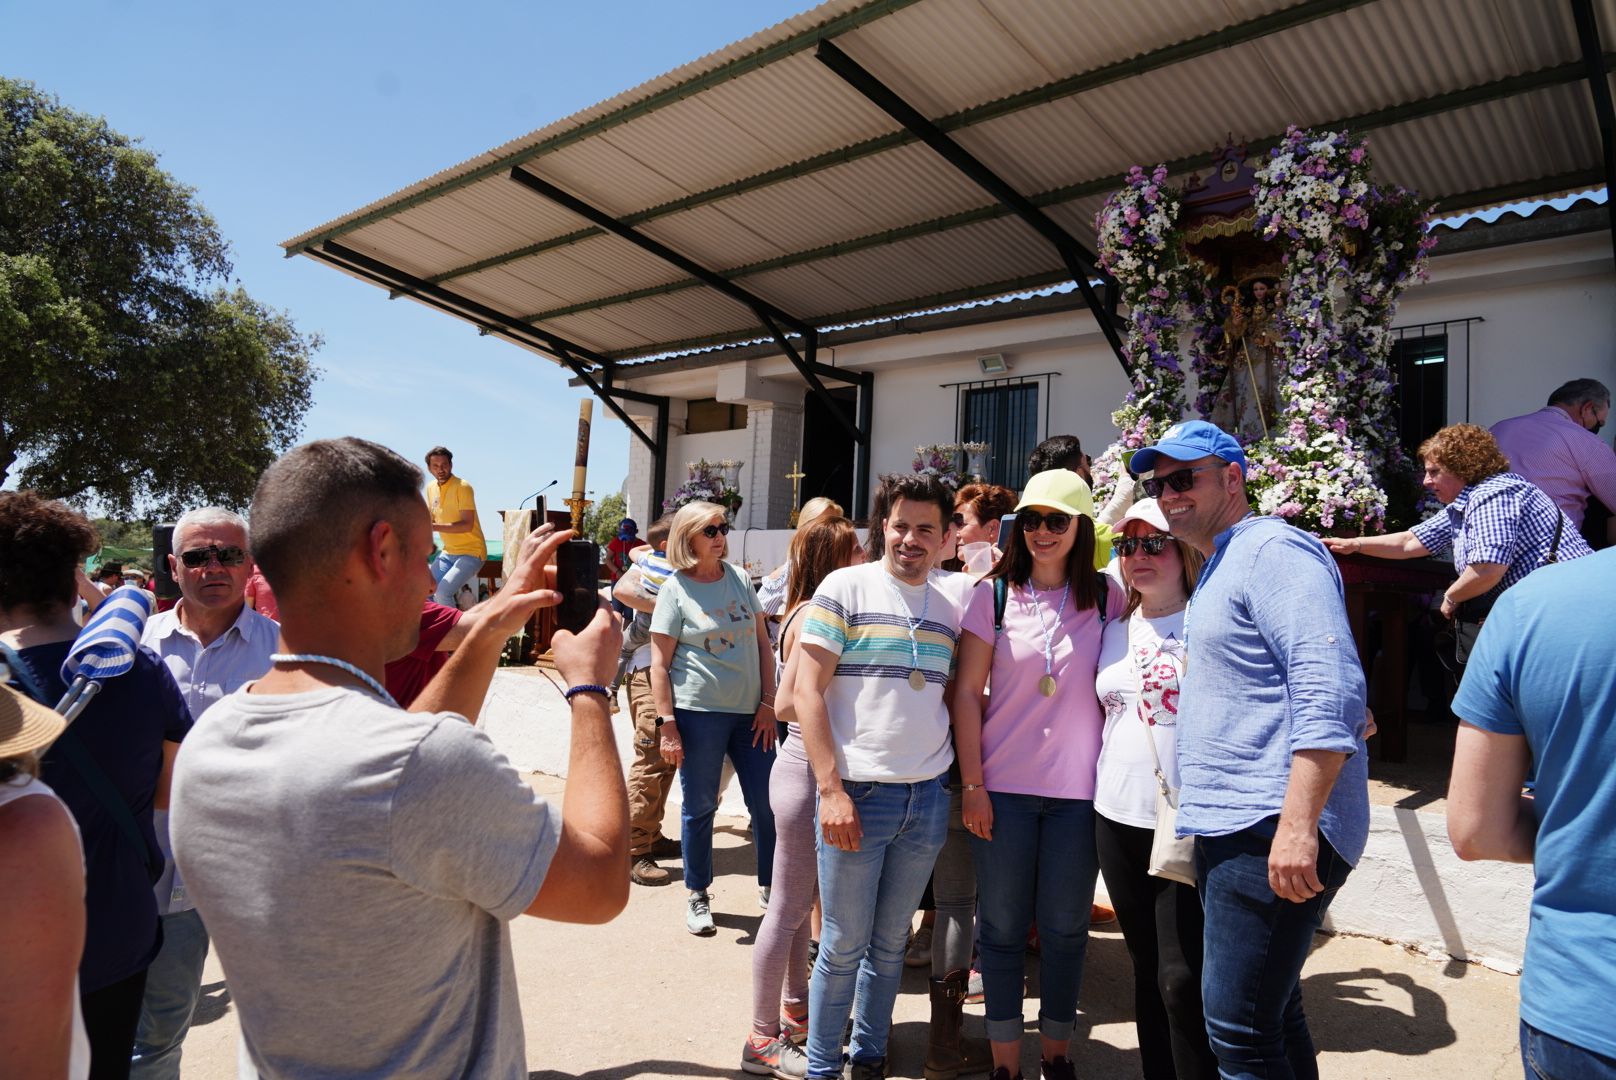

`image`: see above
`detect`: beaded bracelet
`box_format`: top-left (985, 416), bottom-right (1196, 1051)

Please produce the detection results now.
top-left (563, 684), bottom-right (610, 702)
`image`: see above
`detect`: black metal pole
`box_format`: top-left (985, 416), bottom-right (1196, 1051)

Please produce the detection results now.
top-left (1570, 0), bottom-right (1616, 264)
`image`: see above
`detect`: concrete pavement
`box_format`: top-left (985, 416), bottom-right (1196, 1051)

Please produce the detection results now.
top-left (175, 773), bottom-right (1523, 1079)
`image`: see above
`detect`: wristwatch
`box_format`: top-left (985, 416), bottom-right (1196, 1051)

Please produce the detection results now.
top-left (655, 716), bottom-right (671, 728)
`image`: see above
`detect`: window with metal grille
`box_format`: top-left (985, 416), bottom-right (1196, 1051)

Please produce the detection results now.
top-left (1391, 332), bottom-right (1448, 460)
top-left (961, 382), bottom-right (1040, 490)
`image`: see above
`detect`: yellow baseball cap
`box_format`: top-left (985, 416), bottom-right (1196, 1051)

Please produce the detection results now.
top-left (1015, 469), bottom-right (1095, 519)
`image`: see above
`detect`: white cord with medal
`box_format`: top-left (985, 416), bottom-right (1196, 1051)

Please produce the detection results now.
top-left (882, 571), bottom-right (931, 691)
top-left (271, 653), bottom-right (398, 708)
top-left (1029, 580), bottom-right (1070, 697)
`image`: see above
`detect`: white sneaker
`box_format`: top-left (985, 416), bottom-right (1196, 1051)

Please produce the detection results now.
top-left (759, 885), bottom-right (771, 912)
top-left (687, 890), bottom-right (716, 936)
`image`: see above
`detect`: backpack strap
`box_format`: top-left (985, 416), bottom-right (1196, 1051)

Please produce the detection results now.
top-left (0, 642), bottom-right (163, 884)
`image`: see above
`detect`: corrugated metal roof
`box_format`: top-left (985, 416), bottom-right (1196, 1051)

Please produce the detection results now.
top-left (286, 0), bottom-right (1616, 370)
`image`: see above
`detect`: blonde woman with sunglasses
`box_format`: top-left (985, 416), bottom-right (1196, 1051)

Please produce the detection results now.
top-left (650, 501), bottom-right (777, 937)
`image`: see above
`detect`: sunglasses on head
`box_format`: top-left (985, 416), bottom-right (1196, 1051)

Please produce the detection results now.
top-left (1016, 509), bottom-right (1072, 535)
top-left (700, 523), bottom-right (732, 539)
top-left (1141, 463), bottom-right (1221, 499)
top-left (1112, 533), bottom-right (1172, 558)
top-left (179, 544), bottom-right (247, 569)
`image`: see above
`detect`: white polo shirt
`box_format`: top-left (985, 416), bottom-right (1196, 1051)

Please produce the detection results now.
top-left (143, 602), bottom-right (280, 912)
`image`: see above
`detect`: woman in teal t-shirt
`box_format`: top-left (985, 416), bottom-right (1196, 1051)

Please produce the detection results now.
top-left (650, 501), bottom-right (776, 937)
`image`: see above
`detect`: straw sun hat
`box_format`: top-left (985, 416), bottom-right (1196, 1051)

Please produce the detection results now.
top-left (0, 678), bottom-right (64, 760)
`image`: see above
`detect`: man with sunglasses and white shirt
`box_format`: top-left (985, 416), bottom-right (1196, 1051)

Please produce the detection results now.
top-left (1128, 421), bottom-right (1368, 1080)
top-left (134, 507), bottom-right (279, 1079)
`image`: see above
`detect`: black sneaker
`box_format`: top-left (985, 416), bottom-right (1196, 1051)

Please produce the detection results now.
top-left (849, 1058), bottom-right (885, 1080)
top-left (1040, 1056), bottom-right (1075, 1080)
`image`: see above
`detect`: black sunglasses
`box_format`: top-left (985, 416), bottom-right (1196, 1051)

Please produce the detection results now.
top-left (1141, 464), bottom-right (1220, 499)
top-left (1016, 509), bottom-right (1072, 535)
top-left (950, 512), bottom-right (967, 529)
top-left (700, 523), bottom-right (732, 539)
top-left (1112, 533), bottom-right (1173, 557)
top-left (179, 544), bottom-right (247, 569)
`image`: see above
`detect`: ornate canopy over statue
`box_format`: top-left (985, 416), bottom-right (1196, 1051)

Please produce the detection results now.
top-left (1091, 128), bottom-right (1437, 534)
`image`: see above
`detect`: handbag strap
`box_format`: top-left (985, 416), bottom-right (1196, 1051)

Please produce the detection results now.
top-left (1127, 620), bottom-right (1174, 798)
top-left (1544, 511), bottom-right (1565, 565)
top-left (0, 641), bottom-right (163, 883)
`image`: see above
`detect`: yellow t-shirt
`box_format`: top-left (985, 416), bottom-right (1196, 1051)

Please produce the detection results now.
top-left (427, 476), bottom-right (486, 559)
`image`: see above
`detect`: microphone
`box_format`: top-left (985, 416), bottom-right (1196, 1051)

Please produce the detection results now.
top-left (520, 480), bottom-right (558, 509)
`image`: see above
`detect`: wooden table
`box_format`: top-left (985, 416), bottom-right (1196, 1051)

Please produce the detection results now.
top-left (1332, 553), bottom-right (1455, 762)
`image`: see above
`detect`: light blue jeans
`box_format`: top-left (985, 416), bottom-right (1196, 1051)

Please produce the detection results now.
top-left (430, 552), bottom-right (483, 607)
top-left (130, 908), bottom-right (210, 1080)
top-left (807, 775), bottom-right (949, 1078)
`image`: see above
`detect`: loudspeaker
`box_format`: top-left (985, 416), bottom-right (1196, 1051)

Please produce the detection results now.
top-left (151, 523), bottom-right (180, 602)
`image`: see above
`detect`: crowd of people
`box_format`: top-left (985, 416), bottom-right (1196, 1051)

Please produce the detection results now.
top-left (0, 377), bottom-right (1612, 1080)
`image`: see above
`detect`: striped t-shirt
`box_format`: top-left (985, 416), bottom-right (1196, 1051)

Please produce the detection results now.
top-left (799, 562), bottom-right (970, 782)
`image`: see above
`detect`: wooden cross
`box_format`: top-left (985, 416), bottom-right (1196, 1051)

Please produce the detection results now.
top-left (786, 460), bottom-right (806, 526)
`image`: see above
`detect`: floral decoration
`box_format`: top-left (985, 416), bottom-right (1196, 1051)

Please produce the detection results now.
top-left (912, 443), bottom-right (966, 490)
top-left (664, 458), bottom-right (743, 516)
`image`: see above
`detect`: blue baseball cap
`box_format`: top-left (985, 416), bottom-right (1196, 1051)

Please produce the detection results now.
top-left (1128, 420), bottom-right (1248, 477)
top-left (616, 518), bottom-right (638, 538)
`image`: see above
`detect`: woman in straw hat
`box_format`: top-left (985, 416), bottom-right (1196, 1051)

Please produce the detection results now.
top-left (0, 674), bottom-right (89, 1078)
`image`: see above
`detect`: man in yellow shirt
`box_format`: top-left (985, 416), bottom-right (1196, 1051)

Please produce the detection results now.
top-left (424, 446), bottom-right (487, 607)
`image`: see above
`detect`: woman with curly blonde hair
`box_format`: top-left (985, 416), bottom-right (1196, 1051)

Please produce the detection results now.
top-left (1323, 423), bottom-right (1592, 661)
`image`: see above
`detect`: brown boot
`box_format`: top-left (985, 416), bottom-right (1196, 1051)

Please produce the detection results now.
top-left (925, 969), bottom-right (992, 1079)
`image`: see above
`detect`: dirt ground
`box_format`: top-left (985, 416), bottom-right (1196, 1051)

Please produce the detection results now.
top-left (177, 774), bottom-right (1522, 1079)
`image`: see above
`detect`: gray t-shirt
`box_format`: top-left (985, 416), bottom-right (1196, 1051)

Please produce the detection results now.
top-left (650, 562), bottom-right (765, 713)
top-left (170, 686), bottom-right (559, 1079)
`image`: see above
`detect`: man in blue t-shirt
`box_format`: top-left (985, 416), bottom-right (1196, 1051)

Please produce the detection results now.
top-left (1449, 547), bottom-right (1616, 1075)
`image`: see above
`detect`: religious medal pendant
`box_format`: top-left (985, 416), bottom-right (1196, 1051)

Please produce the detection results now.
top-left (908, 669), bottom-right (927, 691)
top-left (1038, 674), bottom-right (1058, 697)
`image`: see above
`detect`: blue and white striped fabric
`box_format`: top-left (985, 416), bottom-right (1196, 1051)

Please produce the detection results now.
top-left (62, 586), bottom-right (156, 682)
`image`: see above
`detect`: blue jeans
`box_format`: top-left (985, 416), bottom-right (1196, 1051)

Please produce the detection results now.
top-left (1197, 817), bottom-right (1352, 1080)
top-left (674, 708), bottom-right (776, 892)
top-left (430, 552), bottom-right (483, 607)
top-left (807, 775), bottom-right (949, 1078)
top-left (970, 793), bottom-right (1098, 1043)
top-left (1522, 1019), bottom-right (1616, 1079)
top-left (130, 908), bottom-right (210, 1080)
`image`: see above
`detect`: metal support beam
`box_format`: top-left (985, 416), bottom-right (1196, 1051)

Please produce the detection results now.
top-left (315, 242), bottom-right (665, 465)
top-left (602, 371), bottom-right (672, 514)
top-left (813, 40), bottom-right (1131, 378)
top-left (508, 166), bottom-right (872, 446)
top-left (1570, 0), bottom-right (1616, 263)
top-left (509, 167), bottom-right (815, 338)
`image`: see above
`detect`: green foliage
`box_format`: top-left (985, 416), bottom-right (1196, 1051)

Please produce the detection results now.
top-left (0, 78), bottom-right (320, 515)
top-left (580, 491), bottom-right (628, 548)
top-left (90, 516), bottom-right (156, 549)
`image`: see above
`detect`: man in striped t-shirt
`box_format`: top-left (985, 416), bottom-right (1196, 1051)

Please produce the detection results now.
top-left (791, 473), bottom-right (969, 1080)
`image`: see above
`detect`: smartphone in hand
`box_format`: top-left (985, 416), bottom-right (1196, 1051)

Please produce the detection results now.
top-left (553, 538), bottom-right (602, 634)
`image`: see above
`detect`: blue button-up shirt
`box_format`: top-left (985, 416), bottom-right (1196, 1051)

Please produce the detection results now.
top-left (1180, 516), bottom-right (1370, 864)
top-left (1410, 472), bottom-right (1592, 603)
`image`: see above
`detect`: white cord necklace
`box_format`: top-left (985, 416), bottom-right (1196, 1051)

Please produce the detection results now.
top-left (882, 570), bottom-right (932, 691)
top-left (271, 653), bottom-right (398, 708)
top-left (1028, 579), bottom-right (1070, 697)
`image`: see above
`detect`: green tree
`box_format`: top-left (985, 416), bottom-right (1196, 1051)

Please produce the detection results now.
top-left (580, 491), bottom-right (627, 549)
top-left (90, 516), bottom-right (156, 549)
top-left (0, 78), bottom-right (319, 515)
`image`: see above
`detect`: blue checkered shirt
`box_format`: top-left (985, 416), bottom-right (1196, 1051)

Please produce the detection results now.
top-left (1411, 472), bottom-right (1593, 601)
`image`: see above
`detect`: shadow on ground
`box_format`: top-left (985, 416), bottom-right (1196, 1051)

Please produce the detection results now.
top-left (193, 980), bottom-right (232, 1026)
top-left (1304, 966), bottom-right (1457, 1055)
top-left (529, 1063), bottom-right (732, 1079)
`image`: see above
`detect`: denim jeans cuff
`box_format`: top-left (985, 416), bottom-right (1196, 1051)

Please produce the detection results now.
top-left (1038, 1013), bottom-right (1076, 1041)
top-left (985, 1016), bottom-right (1025, 1043)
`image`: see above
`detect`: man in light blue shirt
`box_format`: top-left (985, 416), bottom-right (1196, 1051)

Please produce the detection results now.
top-left (1448, 548), bottom-right (1616, 1076)
top-left (135, 507), bottom-right (278, 1080)
top-left (1129, 421), bottom-right (1369, 1080)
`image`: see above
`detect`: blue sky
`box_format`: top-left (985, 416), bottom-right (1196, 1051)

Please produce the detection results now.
top-left (2, 0), bottom-right (808, 527)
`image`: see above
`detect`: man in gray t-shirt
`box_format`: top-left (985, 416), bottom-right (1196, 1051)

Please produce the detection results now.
top-left (170, 437), bottom-right (626, 1079)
